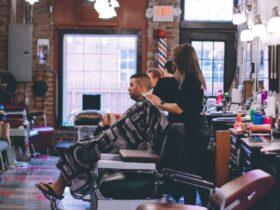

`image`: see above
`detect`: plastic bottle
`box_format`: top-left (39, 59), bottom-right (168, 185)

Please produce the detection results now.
top-left (216, 90), bottom-right (223, 105)
top-left (234, 113), bottom-right (242, 132)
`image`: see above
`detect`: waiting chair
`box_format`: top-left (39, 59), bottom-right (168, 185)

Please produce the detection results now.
top-left (28, 111), bottom-right (54, 155)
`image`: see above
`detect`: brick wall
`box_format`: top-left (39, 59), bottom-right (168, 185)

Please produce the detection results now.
top-left (146, 0), bottom-right (180, 69)
top-left (0, 0), bottom-right (9, 71)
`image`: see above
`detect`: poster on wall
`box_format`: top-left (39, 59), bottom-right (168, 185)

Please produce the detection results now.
top-left (37, 39), bottom-right (49, 65)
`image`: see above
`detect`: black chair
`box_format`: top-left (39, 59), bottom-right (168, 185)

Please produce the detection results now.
top-left (89, 123), bottom-right (188, 210)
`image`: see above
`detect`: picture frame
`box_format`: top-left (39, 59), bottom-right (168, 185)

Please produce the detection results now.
top-left (37, 38), bottom-right (49, 65)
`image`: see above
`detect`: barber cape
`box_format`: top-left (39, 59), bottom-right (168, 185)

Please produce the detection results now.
top-left (92, 100), bottom-right (169, 152)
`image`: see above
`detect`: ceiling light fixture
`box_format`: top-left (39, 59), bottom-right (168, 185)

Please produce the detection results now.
top-left (232, 6), bottom-right (246, 25)
top-left (252, 15), bottom-right (267, 38)
top-left (267, 7), bottom-right (280, 33)
top-left (240, 26), bottom-right (253, 42)
top-left (92, 0), bottom-right (119, 19)
top-left (25, 0), bottom-right (40, 5)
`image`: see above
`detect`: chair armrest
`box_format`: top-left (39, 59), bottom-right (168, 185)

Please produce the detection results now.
top-left (119, 149), bottom-right (161, 163)
top-left (100, 153), bottom-right (121, 161)
top-left (97, 160), bottom-right (156, 170)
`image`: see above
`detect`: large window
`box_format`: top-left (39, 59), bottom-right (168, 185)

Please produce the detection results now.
top-left (184, 0), bottom-right (233, 22)
top-left (192, 41), bottom-right (225, 96)
top-left (60, 33), bottom-right (138, 127)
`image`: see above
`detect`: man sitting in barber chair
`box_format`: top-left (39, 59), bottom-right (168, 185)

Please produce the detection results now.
top-left (36, 73), bottom-right (170, 203)
top-left (94, 72), bottom-right (154, 135)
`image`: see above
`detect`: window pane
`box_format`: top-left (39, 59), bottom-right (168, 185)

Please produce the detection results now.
top-left (84, 36), bottom-right (101, 54)
top-left (84, 54), bottom-right (101, 71)
top-left (214, 42), bottom-right (225, 59)
top-left (184, 0), bottom-right (233, 22)
top-left (192, 41), bottom-right (202, 59)
top-left (101, 54), bottom-right (118, 72)
top-left (202, 42), bottom-right (213, 60)
top-left (65, 36), bottom-right (84, 53)
top-left (101, 37), bottom-right (119, 54)
top-left (201, 60), bottom-right (213, 80)
top-left (101, 72), bottom-right (119, 89)
top-left (66, 54), bottom-right (84, 72)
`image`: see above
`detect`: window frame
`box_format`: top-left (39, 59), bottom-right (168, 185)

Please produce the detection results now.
top-left (57, 29), bottom-right (142, 128)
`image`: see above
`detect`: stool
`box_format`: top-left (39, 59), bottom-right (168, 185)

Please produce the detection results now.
top-left (32, 127), bottom-right (54, 154)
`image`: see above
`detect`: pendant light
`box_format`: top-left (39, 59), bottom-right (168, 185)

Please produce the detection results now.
top-left (232, 6), bottom-right (246, 25)
top-left (252, 15), bottom-right (267, 38)
top-left (94, 0), bottom-right (119, 19)
top-left (25, 0), bottom-right (40, 5)
top-left (240, 25), bottom-right (253, 42)
top-left (267, 7), bottom-right (280, 33)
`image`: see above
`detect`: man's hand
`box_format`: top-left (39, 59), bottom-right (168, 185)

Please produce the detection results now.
top-left (102, 113), bottom-right (121, 126)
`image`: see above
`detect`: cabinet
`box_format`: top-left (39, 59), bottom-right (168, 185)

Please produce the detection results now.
top-left (8, 24), bottom-right (32, 82)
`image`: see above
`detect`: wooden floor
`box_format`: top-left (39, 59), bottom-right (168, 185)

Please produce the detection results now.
top-left (0, 156), bottom-right (90, 210)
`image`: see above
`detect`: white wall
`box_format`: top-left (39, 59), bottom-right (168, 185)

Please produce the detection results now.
top-left (257, 0), bottom-right (280, 21)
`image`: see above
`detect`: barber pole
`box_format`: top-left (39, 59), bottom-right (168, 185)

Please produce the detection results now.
top-left (157, 30), bottom-right (167, 71)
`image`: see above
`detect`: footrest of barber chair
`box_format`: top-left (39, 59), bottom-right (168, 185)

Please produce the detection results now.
top-left (209, 169), bottom-right (276, 209)
top-left (99, 171), bottom-right (157, 199)
top-left (137, 203), bottom-right (207, 210)
top-left (31, 152), bottom-right (41, 157)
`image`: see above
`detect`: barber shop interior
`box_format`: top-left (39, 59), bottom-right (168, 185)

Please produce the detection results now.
top-left (1, 0), bottom-right (280, 209)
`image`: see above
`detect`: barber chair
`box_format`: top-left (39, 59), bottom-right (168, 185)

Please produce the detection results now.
top-left (89, 123), bottom-right (188, 210)
top-left (137, 169), bottom-right (276, 210)
top-left (28, 111), bottom-right (54, 155)
top-left (5, 104), bottom-right (33, 163)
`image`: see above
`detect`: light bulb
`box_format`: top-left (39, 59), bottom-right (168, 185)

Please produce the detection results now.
top-left (252, 15), bottom-right (267, 38)
top-left (240, 29), bottom-right (253, 42)
top-left (25, 0), bottom-right (39, 5)
top-left (110, 0), bottom-right (119, 8)
top-left (232, 11), bottom-right (246, 25)
top-left (99, 5), bottom-right (116, 19)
